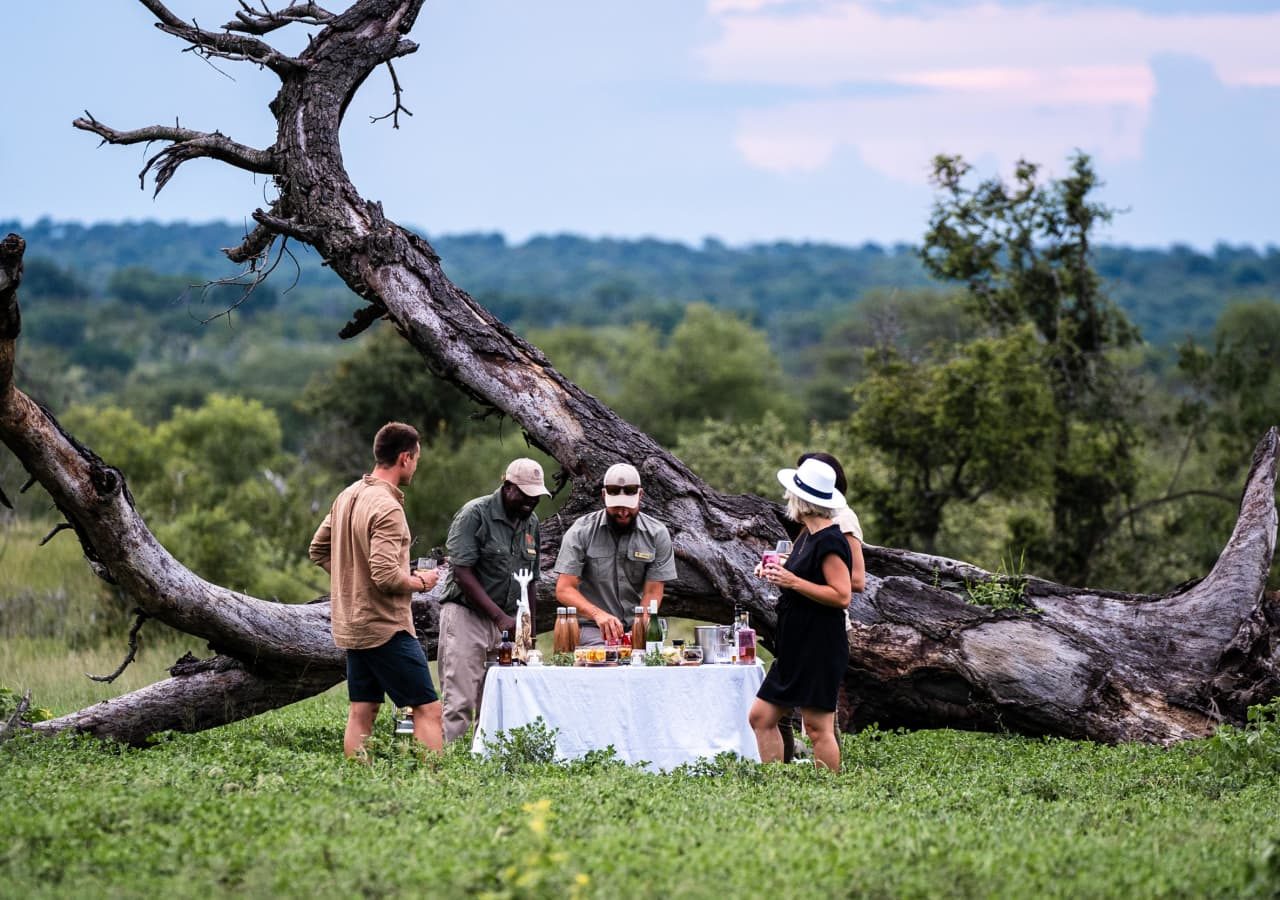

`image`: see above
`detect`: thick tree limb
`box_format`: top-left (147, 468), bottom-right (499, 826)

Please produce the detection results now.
top-left (72, 113), bottom-right (276, 196)
top-left (33, 659), bottom-right (342, 747)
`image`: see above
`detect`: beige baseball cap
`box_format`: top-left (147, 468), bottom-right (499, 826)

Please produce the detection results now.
top-left (504, 458), bottom-right (551, 496)
top-left (602, 462), bottom-right (642, 509)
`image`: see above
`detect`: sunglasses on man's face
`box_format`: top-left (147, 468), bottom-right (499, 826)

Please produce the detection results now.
top-left (604, 484), bottom-right (640, 496)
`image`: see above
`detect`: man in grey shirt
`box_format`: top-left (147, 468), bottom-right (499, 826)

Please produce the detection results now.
top-left (554, 463), bottom-right (677, 646)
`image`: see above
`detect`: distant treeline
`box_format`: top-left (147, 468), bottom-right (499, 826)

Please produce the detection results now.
top-left (7, 219), bottom-right (1278, 347)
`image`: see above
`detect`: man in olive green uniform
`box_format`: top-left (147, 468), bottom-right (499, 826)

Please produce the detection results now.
top-left (554, 463), bottom-right (677, 646)
top-left (437, 458), bottom-right (548, 743)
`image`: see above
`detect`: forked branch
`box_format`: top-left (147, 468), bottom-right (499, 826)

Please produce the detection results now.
top-left (139, 0), bottom-right (303, 74)
top-left (226, 1), bottom-right (336, 35)
top-left (72, 113), bottom-right (277, 196)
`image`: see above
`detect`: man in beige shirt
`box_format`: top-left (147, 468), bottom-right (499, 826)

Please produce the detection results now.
top-left (309, 422), bottom-right (443, 756)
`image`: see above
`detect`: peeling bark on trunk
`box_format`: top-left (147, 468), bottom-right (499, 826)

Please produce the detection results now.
top-left (1, 1), bottom-right (1277, 747)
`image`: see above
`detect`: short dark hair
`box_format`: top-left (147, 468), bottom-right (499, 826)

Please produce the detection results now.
top-left (373, 422), bottom-right (420, 466)
top-left (797, 451), bottom-right (847, 495)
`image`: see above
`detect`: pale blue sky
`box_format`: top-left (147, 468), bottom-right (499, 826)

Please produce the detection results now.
top-left (2, 0), bottom-right (1277, 249)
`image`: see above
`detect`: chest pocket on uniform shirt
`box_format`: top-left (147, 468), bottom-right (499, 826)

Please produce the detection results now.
top-left (624, 542), bottom-right (655, 584)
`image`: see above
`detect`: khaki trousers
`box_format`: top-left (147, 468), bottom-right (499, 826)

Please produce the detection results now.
top-left (438, 602), bottom-right (501, 744)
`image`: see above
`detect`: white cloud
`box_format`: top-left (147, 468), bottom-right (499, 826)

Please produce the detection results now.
top-left (700, 1), bottom-right (1280, 179)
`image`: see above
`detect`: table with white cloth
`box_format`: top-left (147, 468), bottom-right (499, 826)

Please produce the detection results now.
top-left (470, 663), bottom-right (766, 771)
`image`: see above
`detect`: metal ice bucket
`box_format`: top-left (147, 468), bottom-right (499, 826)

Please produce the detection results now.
top-left (695, 625), bottom-right (733, 664)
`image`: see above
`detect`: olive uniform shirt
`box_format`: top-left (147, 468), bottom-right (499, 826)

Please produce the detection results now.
top-left (308, 475), bottom-right (414, 650)
top-left (439, 488), bottom-right (540, 615)
top-left (552, 509), bottom-right (677, 624)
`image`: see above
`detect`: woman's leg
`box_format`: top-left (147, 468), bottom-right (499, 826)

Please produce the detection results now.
top-left (800, 707), bottom-right (840, 771)
top-left (748, 698), bottom-right (786, 762)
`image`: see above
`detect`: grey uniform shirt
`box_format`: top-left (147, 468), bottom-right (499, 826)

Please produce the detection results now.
top-left (440, 489), bottom-right (540, 616)
top-left (553, 509), bottom-right (677, 623)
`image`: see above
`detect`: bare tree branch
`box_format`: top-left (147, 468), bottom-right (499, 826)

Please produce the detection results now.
top-left (39, 522), bottom-right (72, 546)
top-left (338, 303), bottom-right (387, 340)
top-left (138, 0), bottom-right (304, 74)
top-left (195, 235), bottom-right (296, 325)
top-left (86, 610), bottom-right (150, 684)
top-left (369, 61), bottom-right (412, 128)
top-left (72, 113), bottom-right (277, 196)
top-left (226, 0), bottom-right (336, 35)
top-left (251, 208), bottom-right (323, 245)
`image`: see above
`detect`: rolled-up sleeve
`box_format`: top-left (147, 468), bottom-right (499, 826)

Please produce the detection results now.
top-left (309, 513), bottom-right (333, 568)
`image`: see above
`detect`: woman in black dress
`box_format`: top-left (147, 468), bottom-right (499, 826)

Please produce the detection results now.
top-left (748, 457), bottom-right (853, 770)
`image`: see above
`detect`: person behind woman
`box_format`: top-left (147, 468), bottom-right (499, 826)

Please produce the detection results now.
top-left (749, 457), bottom-right (853, 770)
top-left (777, 451), bottom-right (866, 761)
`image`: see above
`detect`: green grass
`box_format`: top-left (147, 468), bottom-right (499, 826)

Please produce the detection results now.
top-left (2, 688), bottom-right (1278, 899)
top-left (3, 522), bottom-right (1278, 898)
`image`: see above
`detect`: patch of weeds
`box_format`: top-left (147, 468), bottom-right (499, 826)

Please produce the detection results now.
top-left (479, 799), bottom-right (590, 900)
top-left (1244, 835), bottom-right (1280, 897)
top-left (1197, 696), bottom-right (1280, 783)
top-left (483, 717), bottom-right (560, 771)
top-left (965, 551), bottom-right (1037, 613)
top-left (0, 685), bottom-right (52, 724)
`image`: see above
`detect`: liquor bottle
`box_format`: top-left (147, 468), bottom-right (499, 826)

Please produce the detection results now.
top-left (736, 611), bottom-right (756, 665)
top-left (630, 605), bottom-right (646, 654)
top-left (498, 630), bottom-right (514, 666)
top-left (645, 599), bottom-right (663, 654)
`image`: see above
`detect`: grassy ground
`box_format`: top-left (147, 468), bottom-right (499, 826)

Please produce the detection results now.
top-left (3, 518), bottom-right (1279, 898)
top-left (2, 686), bottom-right (1279, 899)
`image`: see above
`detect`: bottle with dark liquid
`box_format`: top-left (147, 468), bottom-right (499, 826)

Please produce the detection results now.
top-left (498, 630), bottom-right (514, 666)
top-left (566, 607), bottom-right (580, 651)
top-left (553, 607), bottom-right (568, 655)
top-left (630, 605), bottom-right (646, 654)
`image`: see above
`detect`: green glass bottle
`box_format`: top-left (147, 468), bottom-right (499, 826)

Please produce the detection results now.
top-left (644, 600), bottom-right (663, 654)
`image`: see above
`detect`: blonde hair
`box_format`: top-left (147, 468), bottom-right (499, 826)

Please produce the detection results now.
top-left (785, 491), bottom-right (828, 523)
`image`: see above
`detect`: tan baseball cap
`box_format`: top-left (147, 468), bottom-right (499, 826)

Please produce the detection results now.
top-left (504, 458), bottom-right (551, 496)
top-left (602, 462), bottom-right (642, 509)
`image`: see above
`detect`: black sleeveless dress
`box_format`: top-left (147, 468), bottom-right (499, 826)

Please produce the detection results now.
top-left (756, 524), bottom-right (851, 712)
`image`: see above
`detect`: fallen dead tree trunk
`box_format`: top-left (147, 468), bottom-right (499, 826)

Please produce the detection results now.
top-left (2, 0), bottom-right (1277, 748)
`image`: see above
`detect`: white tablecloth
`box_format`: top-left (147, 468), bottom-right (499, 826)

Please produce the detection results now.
top-left (471, 663), bottom-right (766, 771)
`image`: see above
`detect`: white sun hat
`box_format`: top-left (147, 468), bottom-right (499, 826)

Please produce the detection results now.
top-left (775, 457), bottom-right (846, 509)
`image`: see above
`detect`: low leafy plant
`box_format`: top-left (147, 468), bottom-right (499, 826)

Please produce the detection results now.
top-left (642, 650), bottom-right (665, 666)
top-left (482, 717), bottom-right (560, 771)
top-left (1198, 695), bottom-right (1280, 781)
top-left (0, 685), bottom-right (53, 724)
top-left (965, 551), bottom-right (1036, 612)
top-left (549, 652), bottom-right (575, 667)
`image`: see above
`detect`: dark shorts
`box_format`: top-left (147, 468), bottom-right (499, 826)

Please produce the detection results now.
top-left (346, 631), bottom-right (439, 707)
